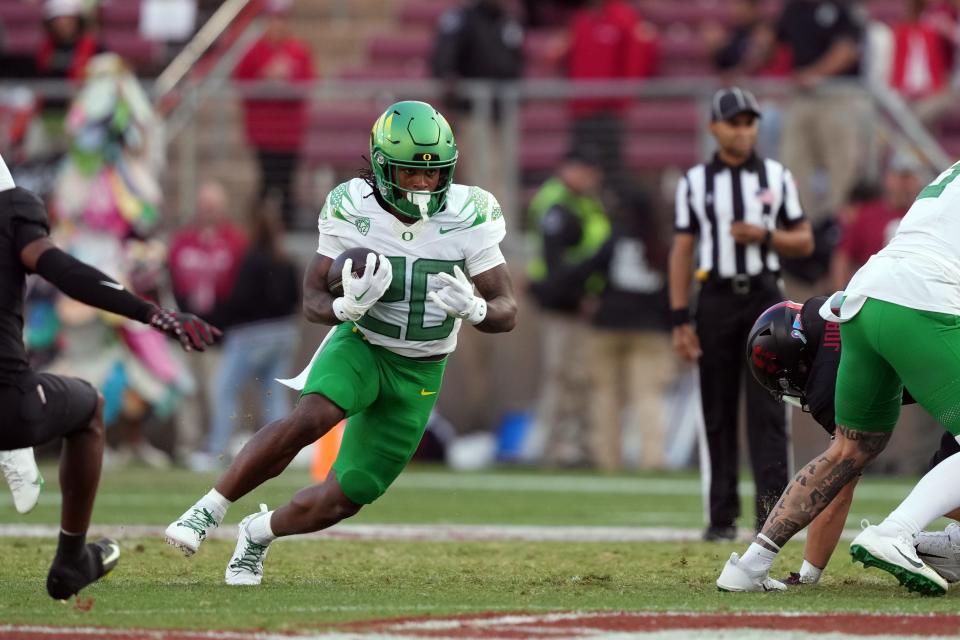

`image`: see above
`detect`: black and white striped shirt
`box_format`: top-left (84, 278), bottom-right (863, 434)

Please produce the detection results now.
top-left (675, 153), bottom-right (805, 278)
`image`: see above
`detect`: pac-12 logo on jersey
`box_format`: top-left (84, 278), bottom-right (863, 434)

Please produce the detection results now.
top-left (356, 217), bottom-right (370, 236)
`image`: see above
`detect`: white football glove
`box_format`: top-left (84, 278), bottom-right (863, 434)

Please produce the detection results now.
top-left (428, 265), bottom-right (487, 325)
top-left (332, 253), bottom-right (394, 322)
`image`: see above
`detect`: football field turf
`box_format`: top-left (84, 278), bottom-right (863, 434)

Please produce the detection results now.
top-left (1, 464), bottom-right (958, 636)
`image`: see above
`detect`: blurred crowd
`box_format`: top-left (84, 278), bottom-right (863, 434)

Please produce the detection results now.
top-left (1, 0), bottom-right (305, 471)
top-left (436, 0), bottom-right (945, 472)
top-left (1, 0), bottom-right (955, 474)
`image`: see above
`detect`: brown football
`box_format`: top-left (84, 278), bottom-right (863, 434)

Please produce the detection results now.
top-left (327, 247), bottom-right (377, 296)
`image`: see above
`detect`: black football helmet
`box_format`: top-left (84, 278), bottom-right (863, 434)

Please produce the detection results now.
top-left (746, 300), bottom-right (813, 404)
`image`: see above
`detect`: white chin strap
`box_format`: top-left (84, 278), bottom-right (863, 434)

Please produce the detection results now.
top-left (406, 191), bottom-right (431, 216)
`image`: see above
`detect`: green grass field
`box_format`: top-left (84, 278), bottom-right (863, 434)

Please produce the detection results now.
top-left (0, 463), bottom-right (956, 632)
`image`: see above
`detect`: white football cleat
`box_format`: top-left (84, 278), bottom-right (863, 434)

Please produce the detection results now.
top-left (0, 448), bottom-right (43, 514)
top-left (915, 523), bottom-right (960, 584)
top-left (165, 503), bottom-right (220, 557)
top-left (225, 504), bottom-right (271, 586)
top-left (851, 522), bottom-right (948, 596)
top-left (716, 552), bottom-right (786, 592)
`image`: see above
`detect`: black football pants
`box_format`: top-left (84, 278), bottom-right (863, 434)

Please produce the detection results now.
top-left (696, 281), bottom-right (789, 532)
top-left (0, 372), bottom-right (98, 450)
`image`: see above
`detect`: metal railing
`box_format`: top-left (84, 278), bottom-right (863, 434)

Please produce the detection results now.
top-left (152, 0), bottom-right (255, 105)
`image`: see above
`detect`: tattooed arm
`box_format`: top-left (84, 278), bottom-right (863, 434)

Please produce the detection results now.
top-left (802, 475), bottom-right (859, 570)
top-left (757, 425), bottom-right (892, 550)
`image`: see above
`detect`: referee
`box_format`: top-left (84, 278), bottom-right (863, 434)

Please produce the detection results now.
top-left (669, 87), bottom-right (814, 540)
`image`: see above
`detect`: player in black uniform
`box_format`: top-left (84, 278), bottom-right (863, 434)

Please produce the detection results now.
top-left (747, 298), bottom-right (960, 586)
top-left (0, 165), bottom-right (220, 600)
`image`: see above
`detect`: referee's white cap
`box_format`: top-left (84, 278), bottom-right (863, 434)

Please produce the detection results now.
top-left (710, 87), bottom-right (762, 122)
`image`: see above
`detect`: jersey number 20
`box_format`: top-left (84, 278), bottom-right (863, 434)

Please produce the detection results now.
top-left (358, 257), bottom-right (465, 341)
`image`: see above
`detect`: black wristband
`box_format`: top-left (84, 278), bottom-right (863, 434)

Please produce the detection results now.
top-left (670, 307), bottom-right (691, 328)
top-left (764, 229), bottom-right (773, 246)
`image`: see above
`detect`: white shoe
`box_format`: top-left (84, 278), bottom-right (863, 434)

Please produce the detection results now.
top-left (716, 552), bottom-right (786, 592)
top-left (916, 523), bottom-right (960, 583)
top-left (165, 502), bottom-right (220, 557)
top-left (0, 448), bottom-right (43, 514)
top-left (851, 522), bottom-right (948, 596)
top-left (225, 504), bottom-right (271, 586)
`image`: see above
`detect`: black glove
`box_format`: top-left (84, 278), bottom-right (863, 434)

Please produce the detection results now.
top-left (148, 307), bottom-right (222, 352)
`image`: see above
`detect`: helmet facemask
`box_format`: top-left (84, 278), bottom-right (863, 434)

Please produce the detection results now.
top-left (773, 357), bottom-right (810, 408)
top-left (371, 153), bottom-right (456, 219)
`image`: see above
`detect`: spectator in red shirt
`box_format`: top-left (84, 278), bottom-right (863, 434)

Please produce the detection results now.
top-left (889, 0), bottom-right (951, 127)
top-left (168, 179), bottom-right (248, 462)
top-left (233, 0), bottom-right (316, 229)
top-left (557, 0), bottom-right (659, 192)
top-left (168, 180), bottom-right (248, 327)
top-left (830, 155), bottom-right (925, 290)
top-left (919, 0), bottom-right (959, 69)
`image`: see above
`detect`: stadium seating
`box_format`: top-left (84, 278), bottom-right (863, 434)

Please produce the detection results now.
top-left (199, 0), bottom-right (931, 203)
top-left (314, 0), bottom-right (705, 182)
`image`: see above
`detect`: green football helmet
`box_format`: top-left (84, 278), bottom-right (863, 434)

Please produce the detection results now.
top-left (369, 100), bottom-right (458, 218)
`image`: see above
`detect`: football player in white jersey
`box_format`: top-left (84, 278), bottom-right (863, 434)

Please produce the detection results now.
top-left (166, 100), bottom-right (518, 585)
top-left (718, 160), bottom-right (960, 596)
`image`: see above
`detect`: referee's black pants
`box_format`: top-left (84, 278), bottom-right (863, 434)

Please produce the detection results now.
top-left (696, 277), bottom-right (789, 532)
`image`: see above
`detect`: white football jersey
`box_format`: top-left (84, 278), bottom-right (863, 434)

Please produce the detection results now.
top-left (845, 160), bottom-right (960, 316)
top-left (315, 178), bottom-right (506, 357)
